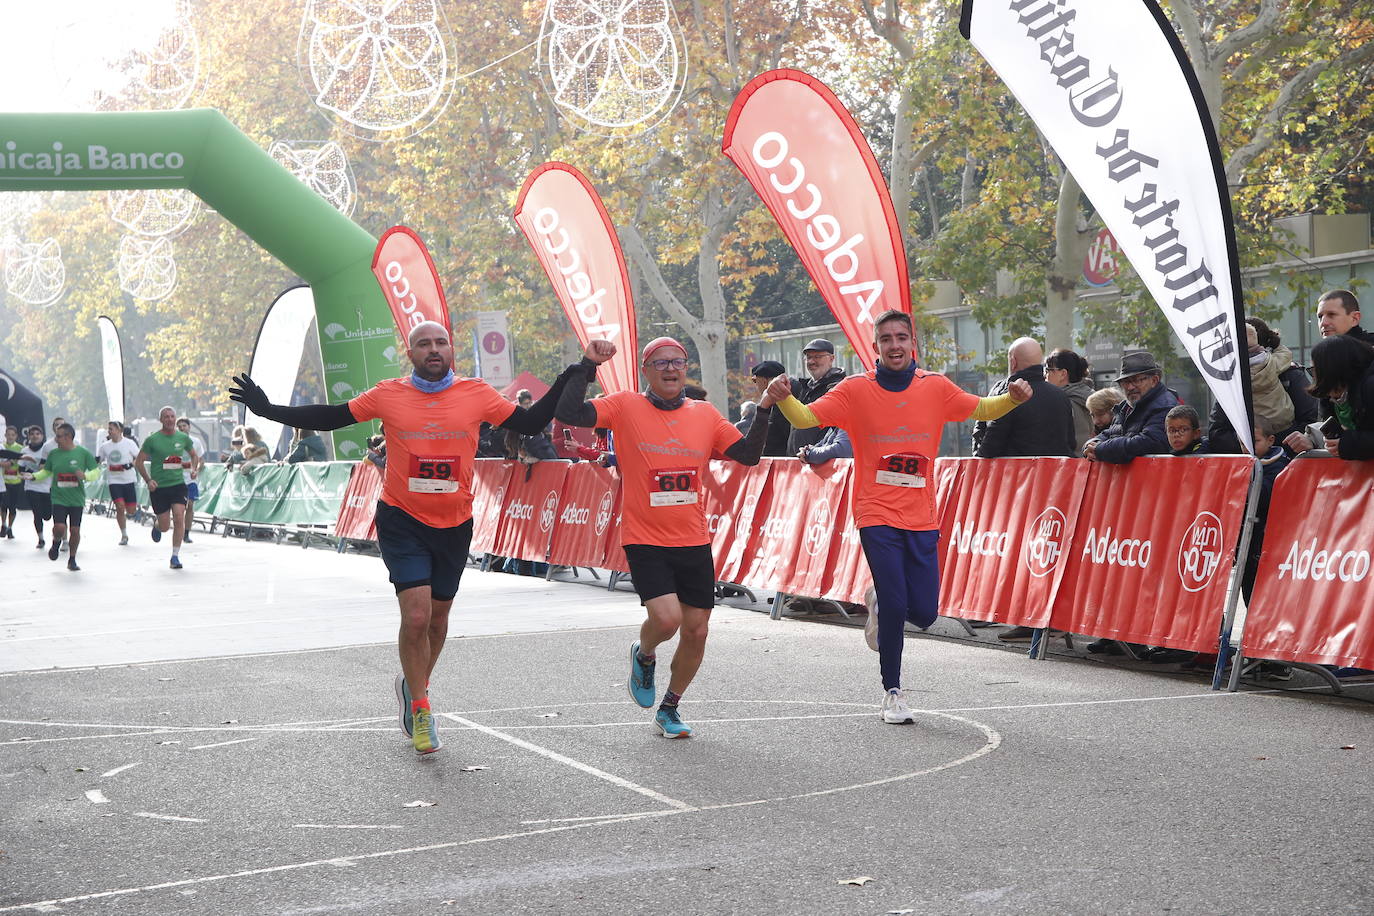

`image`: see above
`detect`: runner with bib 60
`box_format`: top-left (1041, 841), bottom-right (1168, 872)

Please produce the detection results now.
top-left (557, 337), bottom-right (775, 738)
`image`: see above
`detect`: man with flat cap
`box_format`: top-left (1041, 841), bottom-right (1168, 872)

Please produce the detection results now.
top-left (788, 338), bottom-right (847, 454)
top-left (229, 319), bottom-right (590, 757)
top-left (558, 336), bottom-right (774, 738)
top-left (749, 360), bottom-right (793, 456)
top-left (1082, 351), bottom-right (1180, 464)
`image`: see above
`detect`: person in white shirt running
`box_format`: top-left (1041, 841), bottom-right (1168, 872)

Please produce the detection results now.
top-left (97, 420), bottom-right (140, 545)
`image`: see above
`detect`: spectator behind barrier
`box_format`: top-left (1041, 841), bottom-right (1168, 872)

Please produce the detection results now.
top-left (1166, 405), bottom-right (1209, 456)
top-left (1288, 334), bottom-right (1374, 461)
top-left (238, 427), bottom-right (271, 474)
top-left (286, 427), bottom-right (327, 463)
top-left (1209, 317), bottom-right (1316, 454)
top-left (1084, 387), bottom-right (1125, 435)
top-left (787, 338), bottom-right (846, 454)
top-left (1045, 347), bottom-right (1096, 453)
top-left (749, 361), bottom-right (793, 457)
top-left (1082, 352), bottom-right (1179, 463)
top-left (1315, 288), bottom-right (1373, 343)
top-left (366, 422), bottom-right (387, 470)
top-left (734, 400), bottom-right (757, 435)
top-left (973, 337), bottom-right (1075, 458)
top-left (223, 425), bottom-right (246, 468)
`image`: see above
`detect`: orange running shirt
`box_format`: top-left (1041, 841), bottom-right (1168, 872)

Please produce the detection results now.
top-left (809, 370), bottom-right (980, 531)
top-left (350, 377), bottom-right (515, 529)
top-left (594, 392), bottom-right (742, 548)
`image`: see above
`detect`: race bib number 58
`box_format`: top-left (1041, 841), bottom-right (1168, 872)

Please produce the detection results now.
top-left (876, 453), bottom-right (926, 488)
top-left (649, 467), bottom-right (698, 506)
top-left (408, 455), bottom-right (460, 493)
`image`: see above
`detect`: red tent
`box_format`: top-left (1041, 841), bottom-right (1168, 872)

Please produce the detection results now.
top-left (498, 371), bottom-right (549, 401)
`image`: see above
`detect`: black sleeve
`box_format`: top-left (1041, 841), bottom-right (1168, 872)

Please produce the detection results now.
top-left (254, 402), bottom-right (358, 432)
top-left (501, 361), bottom-right (596, 435)
top-left (1284, 367), bottom-right (1320, 428)
top-left (553, 358), bottom-right (601, 428)
top-left (723, 405), bottom-right (772, 466)
top-left (1206, 402), bottom-right (1242, 455)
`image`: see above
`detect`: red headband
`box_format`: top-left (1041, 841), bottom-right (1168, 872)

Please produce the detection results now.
top-left (640, 336), bottom-right (687, 364)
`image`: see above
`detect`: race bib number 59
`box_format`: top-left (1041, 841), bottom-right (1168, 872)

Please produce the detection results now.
top-left (408, 455), bottom-right (460, 493)
top-left (649, 467), bottom-right (698, 506)
top-left (876, 453), bottom-right (926, 488)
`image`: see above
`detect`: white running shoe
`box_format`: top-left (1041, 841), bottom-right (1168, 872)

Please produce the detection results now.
top-left (881, 688), bottom-right (914, 725)
top-left (863, 586), bottom-right (879, 652)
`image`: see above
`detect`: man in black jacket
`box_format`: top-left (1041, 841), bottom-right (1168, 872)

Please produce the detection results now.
top-left (1083, 351), bottom-right (1180, 464)
top-left (787, 338), bottom-right (847, 453)
top-left (973, 337), bottom-right (1074, 458)
top-left (750, 361), bottom-right (793, 457)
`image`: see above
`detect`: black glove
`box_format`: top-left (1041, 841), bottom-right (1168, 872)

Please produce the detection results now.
top-left (228, 374), bottom-right (272, 416)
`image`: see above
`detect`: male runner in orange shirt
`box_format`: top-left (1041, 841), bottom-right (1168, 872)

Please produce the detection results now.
top-left (769, 310), bottom-right (1031, 724)
top-left (557, 337), bottom-right (774, 737)
top-left (230, 320), bottom-right (591, 755)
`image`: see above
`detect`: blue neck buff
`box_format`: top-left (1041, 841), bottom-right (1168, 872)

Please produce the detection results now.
top-left (644, 388), bottom-right (684, 411)
top-left (411, 369), bottom-right (455, 393)
top-left (874, 360), bottom-right (917, 392)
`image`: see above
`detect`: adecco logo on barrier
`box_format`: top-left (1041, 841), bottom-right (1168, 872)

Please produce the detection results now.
top-left (505, 497), bottom-right (535, 521)
top-left (1024, 506), bottom-right (1067, 578)
top-left (1276, 539), bottom-right (1372, 583)
top-left (594, 490), bottom-right (614, 536)
top-left (539, 490), bottom-right (559, 533)
top-left (949, 520), bottom-right (1009, 558)
top-left (803, 499), bottom-right (831, 557)
top-left (1080, 526), bottom-right (1152, 568)
top-left (1178, 511), bottom-right (1225, 593)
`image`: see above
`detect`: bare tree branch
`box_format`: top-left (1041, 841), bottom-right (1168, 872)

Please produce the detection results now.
top-left (1214, 0), bottom-right (1282, 64)
top-left (621, 224), bottom-right (703, 335)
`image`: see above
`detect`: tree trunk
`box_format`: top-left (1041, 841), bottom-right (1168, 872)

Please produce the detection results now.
top-left (1044, 171), bottom-right (1093, 350)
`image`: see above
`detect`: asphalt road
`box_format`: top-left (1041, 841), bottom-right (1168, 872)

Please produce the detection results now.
top-left (2, 515), bottom-right (1372, 915)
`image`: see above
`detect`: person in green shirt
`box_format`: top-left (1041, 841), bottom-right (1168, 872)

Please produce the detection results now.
top-left (134, 406), bottom-right (198, 570)
top-left (34, 423), bottom-right (99, 571)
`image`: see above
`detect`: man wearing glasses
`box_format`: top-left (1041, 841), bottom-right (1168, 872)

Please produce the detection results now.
top-left (1081, 351), bottom-right (1179, 463)
top-left (557, 337), bottom-right (774, 738)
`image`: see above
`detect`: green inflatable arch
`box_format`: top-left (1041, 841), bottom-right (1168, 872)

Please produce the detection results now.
top-left (0, 109), bottom-right (394, 457)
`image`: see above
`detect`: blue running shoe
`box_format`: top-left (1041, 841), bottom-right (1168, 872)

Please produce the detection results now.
top-left (151, 526), bottom-right (162, 543)
top-left (628, 641), bottom-right (655, 708)
top-left (655, 706), bottom-right (692, 738)
top-left (394, 674), bottom-right (413, 738)
top-left (169, 555), bottom-right (182, 569)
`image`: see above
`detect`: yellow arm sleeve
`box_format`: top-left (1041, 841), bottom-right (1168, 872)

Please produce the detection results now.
top-left (776, 396), bottom-right (819, 430)
top-left (968, 393), bottom-right (1019, 422)
top-left (85, 468), bottom-right (102, 482)
top-left (33, 468), bottom-right (51, 482)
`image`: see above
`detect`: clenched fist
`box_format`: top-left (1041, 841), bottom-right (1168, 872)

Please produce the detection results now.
top-left (1008, 379), bottom-right (1033, 403)
top-left (585, 339), bottom-right (617, 364)
top-left (765, 374), bottom-right (792, 403)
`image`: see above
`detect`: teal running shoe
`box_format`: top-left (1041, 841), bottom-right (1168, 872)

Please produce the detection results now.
top-left (655, 706), bottom-right (692, 738)
top-left (628, 641), bottom-right (655, 708)
top-left (412, 706), bottom-right (441, 755)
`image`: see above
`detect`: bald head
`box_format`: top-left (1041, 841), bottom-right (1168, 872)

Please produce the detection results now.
top-left (1008, 337), bottom-right (1043, 374)
top-left (407, 320), bottom-right (449, 348)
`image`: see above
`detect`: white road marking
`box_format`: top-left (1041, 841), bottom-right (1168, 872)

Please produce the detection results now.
top-left (100, 762), bottom-right (141, 778)
top-left (133, 812), bottom-right (206, 823)
top-left (445, 713), bottom-right (695, 812)
top-left (84, 790), bottom-right (108, 804)
top-left (293, 824), bottom-right (406, 830)
top-left (189, 737), bottom-right (260, 751)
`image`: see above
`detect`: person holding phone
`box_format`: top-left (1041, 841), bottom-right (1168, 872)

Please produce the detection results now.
top-left (1285, 335), bottom-right (1374, 460)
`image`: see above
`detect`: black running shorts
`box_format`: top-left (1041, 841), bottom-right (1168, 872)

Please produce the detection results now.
top-left (374, 501), bottom-right (473, 601)
top-left (26, 490), bottom-right (51, 521)
top-left (622, 543), bottom-right (716, 610)
top-left (108, 483), bottom-right (137, 506)
top-left (52, 504), bottom-right (84, 527)
top-left (150, 483), bottom-right (188, 515)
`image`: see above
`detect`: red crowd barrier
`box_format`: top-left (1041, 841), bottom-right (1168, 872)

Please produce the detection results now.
top-left (334, 454), bottom-right (1367, 669)
top-left (335, 460), bottom-right (384, 541)
top-left (1242, 459), bottom-right (1374, 670)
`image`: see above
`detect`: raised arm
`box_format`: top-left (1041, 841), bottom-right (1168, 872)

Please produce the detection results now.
top-left (500, 360), bottom-right (597, 435)
top-left (555, 340), bottom-right (617, 428)
top-left (228, 375), bottom-right (358, 431)
top-left (722, 403), bottom-right (773, 465)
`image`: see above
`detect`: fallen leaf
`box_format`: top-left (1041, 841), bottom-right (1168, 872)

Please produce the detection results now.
top-left (888, 910), bottom-right (915, 915)
top-left (75, 767), bottom-right (87, 772)
top-left (1255, 756), bottom-right (1268, 760)
top-left (460, 765), bottom-right (489, 772)
top-left (1340, 745), bottom-right (1356, 750)
top-left (222, 720), bottom-right (238, 725)
top-left (750, 636), bottom-right (769, 641)
top-left (157, 740), bottom-right (181, 746)
top-left (536, 713), bottom-right (560, 718)
top-left (157, 677), bottom-right (174, 682)
top-left (837, 876), bottom-right (872, 887)
top-left (403, 800), bottom-right (436, 808)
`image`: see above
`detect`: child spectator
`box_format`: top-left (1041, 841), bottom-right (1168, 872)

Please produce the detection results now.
top-left (1166, 405), bottom-right (1209, 456)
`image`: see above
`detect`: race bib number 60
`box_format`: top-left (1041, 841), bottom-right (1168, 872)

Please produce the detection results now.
top-left (408, 455), bottom-right (460, 494)
top-left (649, 467), bottom-right (698, 506)
top-left (876, 453), bottom-right (926, 488)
